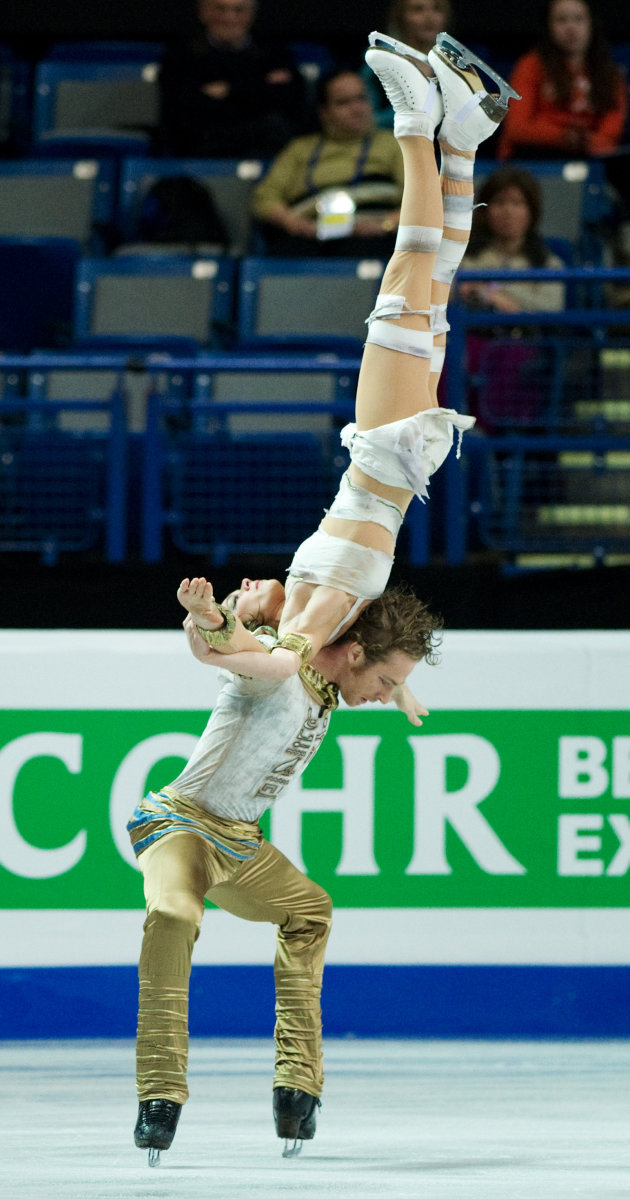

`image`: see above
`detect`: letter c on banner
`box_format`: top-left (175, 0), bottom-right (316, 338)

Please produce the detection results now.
top-left (109, 733), bottom-right (198, 870)
top-left (0, 733), bottom-right (85, 879)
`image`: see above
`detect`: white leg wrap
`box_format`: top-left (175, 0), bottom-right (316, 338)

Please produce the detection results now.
top-left (395, 224), bottom-right (443, 253)
top-left (432, 236), bottom-right (469, 285)
top-left (366, 320), bottom-right (433, 358)
top-left (442, 192), bottom-right (474, 232)
top-left (430, 344), bottom-right (446, 374)
top-left (430, 302), bottom-right (450, 336)
top-left (394, 110), bottom-right (437, 141)
top-left (439, 148), bottom-right (475, 182)
top-left (366, 292), bottom-right (432, 357)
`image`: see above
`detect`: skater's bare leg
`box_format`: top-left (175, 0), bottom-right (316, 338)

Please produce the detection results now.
top-left (354, 132), bottom-right (443, 434)
top-left (428, 139), bottom-right (475, 404)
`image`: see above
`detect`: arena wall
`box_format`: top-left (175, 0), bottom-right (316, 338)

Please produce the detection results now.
top-left (1, 629), bottom-right (628, 1037)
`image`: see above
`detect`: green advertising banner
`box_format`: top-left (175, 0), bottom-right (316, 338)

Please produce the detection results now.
top-left (0, 631), bottom-right (628, 966)
top-left (1, 709), bottom-right (629, 908)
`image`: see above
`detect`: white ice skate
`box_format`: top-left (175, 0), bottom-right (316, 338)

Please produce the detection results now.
top-left (428, 31), bottom-right (520, 151)
top-left (365, 30), bottom-right (444, 137)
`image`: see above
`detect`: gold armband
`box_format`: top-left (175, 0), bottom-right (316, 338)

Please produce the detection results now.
top-left (195, 604), bottom-right (236, 646)
top-left (271, 632), bottom-right (313, 664)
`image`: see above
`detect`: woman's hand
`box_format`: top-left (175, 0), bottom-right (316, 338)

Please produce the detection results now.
top-left (177, 577), bottom-right (225, 630)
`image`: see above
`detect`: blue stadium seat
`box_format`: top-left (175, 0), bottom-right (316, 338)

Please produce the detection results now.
top-left (141, 392), bottom-right (338, 563)
top-left (117, 156), bottom-right (266, 256)
top-left (73, 255), bottom-right (236, 351)
top-left (45, 41), bottom-right (165, 62)
top-left (237, 256), bottom-right (384, 352)
top-left (0, 389), bottom-right (127, 563)
top-left (0, 157), bottom-right (115, 249)
top-left (0, 46), bottom-right (32, 152)
top-left (0, 236), bottom-right (81, 351)
top-left (32, 59), bottom-right (161, 156)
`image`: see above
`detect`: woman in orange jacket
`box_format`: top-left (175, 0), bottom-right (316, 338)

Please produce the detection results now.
top-left (498, 0), bottom-right (627, 160)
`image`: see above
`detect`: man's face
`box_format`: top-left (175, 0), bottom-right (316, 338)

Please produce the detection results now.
top-left (319, 73), bottom-right (374, 139)
top-left (199, 0), bottom-right (255, 46)
top-left (336, 646), bottom-right (418, 707)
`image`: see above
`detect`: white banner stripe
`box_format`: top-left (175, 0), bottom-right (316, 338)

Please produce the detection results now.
top-left (2, 908), bottom-right (630, 967)
top-left (1, 630), bottom-right (629, 710)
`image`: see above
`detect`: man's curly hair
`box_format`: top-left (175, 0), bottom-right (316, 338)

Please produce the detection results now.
top-left (337, 584), bottom-right (443, 665)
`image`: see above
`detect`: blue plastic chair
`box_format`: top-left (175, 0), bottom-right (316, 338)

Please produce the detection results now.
top-left (0, 236), bottom-right (81, 351)
top-left (0, 391), bottom-right (127, 564)
top-left (117, 156), bottom-right (267, 256)
top-left (237, 256), bottom-right (384, 352)
top-left (73, 254), bottom-right (236, 350)
top-left (32, 59), bottom-right (161, 156)
top-left (0, 157), bottom-right (115, 249)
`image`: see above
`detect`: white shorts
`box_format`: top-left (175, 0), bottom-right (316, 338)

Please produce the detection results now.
top-left (287, 529), bottom-right (393, 602)
top-left (341, 407), bottom-right (475, 502)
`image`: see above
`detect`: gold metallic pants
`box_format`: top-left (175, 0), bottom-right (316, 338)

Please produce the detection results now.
top-left (132, 793), bottom-right (332, 1105)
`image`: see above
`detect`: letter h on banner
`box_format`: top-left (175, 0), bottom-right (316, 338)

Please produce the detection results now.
top-left (269, 736), bottom-right (381, 876)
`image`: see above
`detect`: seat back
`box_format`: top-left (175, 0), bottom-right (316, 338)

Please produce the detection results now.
top-left (0, 236), bottom-right (81, 350)
top-left (73, 255), bottom-right (236, 348)
top-left (237, 256), bottom-right (384, 350)
top-left (118, 157), bottom-right (266, 256)
top-left (34, 59), bottom-right (160, 136)
top-left (0, 157), bottom-right (114, 246)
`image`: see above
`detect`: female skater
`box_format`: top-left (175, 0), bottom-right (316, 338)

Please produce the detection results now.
top-left (179, 31), bottom-right (520, 684)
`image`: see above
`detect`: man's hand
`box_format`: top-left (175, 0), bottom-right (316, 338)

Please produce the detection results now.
top-left (392, 682), bottom-right (429, 727)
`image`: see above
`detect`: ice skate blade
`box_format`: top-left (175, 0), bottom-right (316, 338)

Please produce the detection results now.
top-left (434, 32), bottom-right (521, 104)
top-left (368, 30), bottom-right (429, 64)
top-left (282, 1138), bottom-right (303, 1158)
top-left (148, 1148), bottom-right (161, 1167)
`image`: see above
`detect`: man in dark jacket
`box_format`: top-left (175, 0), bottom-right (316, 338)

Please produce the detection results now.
top-left (159, 0), bottom-right (306, 157)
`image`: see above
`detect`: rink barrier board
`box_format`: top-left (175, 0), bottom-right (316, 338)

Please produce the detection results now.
top-left (1, 630), bottom-right (628, 1038)
top-left (2, 964), bottom-right (630, 1039)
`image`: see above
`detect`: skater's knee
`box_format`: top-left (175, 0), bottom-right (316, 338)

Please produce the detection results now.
top-left (366, 292), bottom-right (433, 358)
top-left (146, 894), bottom-right (203, 934)
top-left (306, 886), bottom-right (333, 936)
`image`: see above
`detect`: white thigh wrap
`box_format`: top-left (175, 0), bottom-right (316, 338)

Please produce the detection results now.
top-left (287, 529), bottom-right (393, 601)
top-left (366, 292), bottom-right (433, 358)
top-left (341, 408), bottom-right (476, 502)
top-left (327, 470), bottom-right (404, 538)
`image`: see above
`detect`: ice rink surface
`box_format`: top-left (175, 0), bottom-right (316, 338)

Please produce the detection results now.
top-left (2, 1037), bottom-right (629, 1198)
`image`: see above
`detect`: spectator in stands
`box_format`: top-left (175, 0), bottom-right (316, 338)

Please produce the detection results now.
top-left (458, 166), bottom-right (566, 313)
top-left (458, 167), bottom-right (566, 431)
top-left (251, 68), bottom-right (403, 257)
top-left (498, 0), bottom-right (627, 161)
top-left (363, 0), bottom-right (453, 128)
top-left (158, 0), bottom-right (306, 157)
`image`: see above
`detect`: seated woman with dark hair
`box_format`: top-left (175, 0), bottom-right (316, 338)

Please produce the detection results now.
top-left (458, 166), bottom-right (566, 315)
